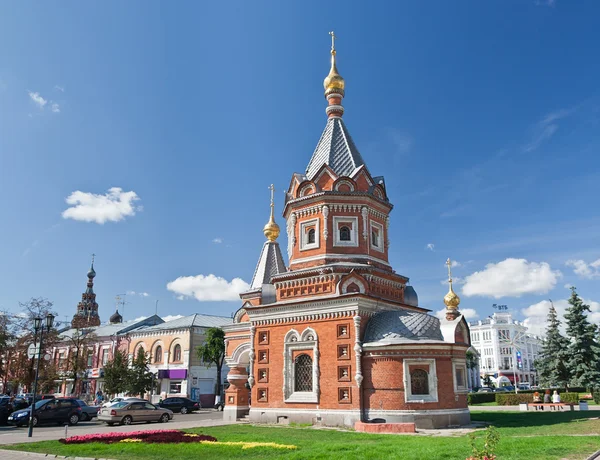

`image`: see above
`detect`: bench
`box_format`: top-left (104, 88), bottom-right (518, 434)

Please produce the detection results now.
top-left (520, 403), bottom-right (575, 411)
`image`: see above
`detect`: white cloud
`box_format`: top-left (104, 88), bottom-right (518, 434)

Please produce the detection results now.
top-left (167, 274), bottom-right (250, 302)
top-left (535, 0), bottom-right (555, 6)
top-left (523, 108), bottom-right (573, 152)
top-left (435, 308), bottom-right (479, 321)
top-left (212, 238), bottom-right (223, 244)
top-left (28, 91), bottom-right (47, 109)
top-left (62, 187), bottom-right (141, 224)
top-left (440, 276), bottom-right (465, 286)
top-left (126, 291), bottom-right (150, 298)
top-left (451, 260), bottom-right (461, 268)
top-left (462, 258), bottom-right (562, 298)
top-left (51, 103), bottom-right (60, 113)
top-left (565, 258), bottom-right (600, 279)
top-left (54, 85), bottom-right (64, 92)
top-left (426, 243), bottom-right (435, 251)
top-left (162, 314), bottom-right (184, 323)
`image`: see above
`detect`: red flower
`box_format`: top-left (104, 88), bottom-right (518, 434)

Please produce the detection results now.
top-left (59, 429), bottom-right (216, 445)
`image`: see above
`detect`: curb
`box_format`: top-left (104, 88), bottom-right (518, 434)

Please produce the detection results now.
top-left (587, 450), bottom-right (600, 460)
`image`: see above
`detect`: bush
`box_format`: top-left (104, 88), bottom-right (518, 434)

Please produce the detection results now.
top-left (495, 393), bottom-right (533, 405)
top-left (468, 393), bottom-right (496, 405)
top-left (559, 392), bottom-right (579, 404)
top-left (594, 389), bottom-right (600, 405)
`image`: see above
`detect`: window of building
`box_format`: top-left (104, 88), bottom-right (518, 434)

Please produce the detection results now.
top-left (169, 381), bottom-right (182, 394)
top-left (410, 369), bottom-right (429, 395)
top-left (307, 228), bottom-right (316, 244)
top-left (58, 351), bottom-right (66, 369)
top-left (154, 346), bottom-right (163, 363)
top-left (333, 216), bottom-right (358, 247)
top-left (173, 344), bottom-right (182, 362)
top-left (101, 349), bottom-right (109, 365)
top-left (294, 354), bottom-right (313, 392)
top-left (340, 226), bottom-right (351, 241)
top-left (369, 221), bottom-right (384, 252)
top-left (300, 218), bottom-right (320, 251)
top-left (453, 360), bottom-right (468, 393)
top-left (86, 352), bottom-right (93, 368)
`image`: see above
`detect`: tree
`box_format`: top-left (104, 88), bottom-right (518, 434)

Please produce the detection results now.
top-left (102, 349), bottom-right (130, 397)
top-left (127, 347), bottom-right (153, 398)
top-left (564, 287), bottom-right (600, 389)
top-left (197, 328), bottom-right (226, 398)
top-left (537, 303), bottom-right (571, 389)
top-left (62, 328), bottom-right (97, 395)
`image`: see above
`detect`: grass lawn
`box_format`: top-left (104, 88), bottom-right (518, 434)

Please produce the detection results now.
top-left (3, 411), bottom-right (600, 460)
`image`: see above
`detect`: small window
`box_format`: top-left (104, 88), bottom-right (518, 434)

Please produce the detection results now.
top-left (456, 367), bottom-right (466, 388)
top-left (371, 229), bottom-right (379, 247)
top-left (169, 380), bottom-right (182, 394)
top-left (173, 344), bottom-right (182, 362)
top-left (294, 354), bottom-right (313, 392)
top-left (87, 352), bottom-right (93, 368)
top-left (340, 226), bottom-right (351, 241)
top-left (101, 349), bottom-right (109, 365)
top-left (154, 346), bottom-right (163, 363)
top-left (307, 228), bottom-right (316, 244)
top-left (411, 369), bottom-right (429, 395)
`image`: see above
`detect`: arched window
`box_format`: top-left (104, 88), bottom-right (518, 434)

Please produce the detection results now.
top-left (340, 226), bottom-right (351, 241)
top-left (173, 344), bottom-right (182, 362)
top-left (346, 282), bottom-right (360, 293)
top-left (294, 354), bottom-right (313, 392)
top-left (154, 346), bottom-right (162, 363)
top-left (307, 228), bottom-right (316, 244)
top-left (411, 369), bottom-right (429, 395)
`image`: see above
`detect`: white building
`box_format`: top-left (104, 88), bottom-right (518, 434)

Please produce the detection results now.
top-left (469, 312), bottom-right (542, 387)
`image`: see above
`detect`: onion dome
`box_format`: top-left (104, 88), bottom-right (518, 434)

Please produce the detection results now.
top-left (109, 309), bottom-right (123, 324)
top-left (323, 31), bottom-right (345, 118)
top-left (87, 264), bottom-right (96, 279)
top-left (444, 258), bottom-right (461, 310)
top-left (263, 184), bottom-right (280, 242)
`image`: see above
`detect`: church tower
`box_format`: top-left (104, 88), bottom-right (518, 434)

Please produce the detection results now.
top-left (71, 256), bottom-right (101, 328)
top-left (223, 33), bottom-right (470, 430)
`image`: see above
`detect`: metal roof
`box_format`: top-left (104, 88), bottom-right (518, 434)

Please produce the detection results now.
top-left (363, 310), bottom-right (444, 344)
top-left (59, 315), bottom-right (164, 339)
top-left (250, 241), bottom-right (287, 290)
top-left (139, 313), bottom-right (232, 332)
top-left (305, 117), bottom-right (366, 180)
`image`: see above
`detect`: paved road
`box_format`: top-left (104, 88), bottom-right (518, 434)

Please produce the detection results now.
top-left (0, 409), bottom-right (233, 445)
top-left (469, 404), bottom-right (600, 411)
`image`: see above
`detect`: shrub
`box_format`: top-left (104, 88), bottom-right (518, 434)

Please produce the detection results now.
top-left (495, 393), bottom-right (534, 405)
top-left (593, 389), bottom-right (600, 405)
top-left (559, 392), bottom-right (579, 404)
top-left (468, 393), bottom-right (496, 405)
top-left (466, 426), bottom-right (500, 460)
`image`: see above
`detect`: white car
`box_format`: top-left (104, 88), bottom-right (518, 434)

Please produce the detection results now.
top-left (101, 397), bottom-right (146, 408)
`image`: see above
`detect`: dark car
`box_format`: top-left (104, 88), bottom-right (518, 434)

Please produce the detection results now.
top-left (11, 398), bottom-right (30, 412)
top-left (8, 398), bottom-right (81, 427)
top-left (74, 399), bottom-right (100, 421)
top-left (0, 397), bottom-right (10, 425)
top-left (158, 397), bottom-right (200, 414)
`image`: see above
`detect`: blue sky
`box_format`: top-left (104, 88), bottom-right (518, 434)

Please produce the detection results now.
top-left (1, 1), bottom-right (599, 334)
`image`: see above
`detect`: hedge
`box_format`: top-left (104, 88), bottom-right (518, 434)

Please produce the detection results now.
top-left (594, 389), bottom-right (600, 405)
top-left (468, 393), bottom-right (496, 404)
top-left (495, 392), bottom-right (580, 405)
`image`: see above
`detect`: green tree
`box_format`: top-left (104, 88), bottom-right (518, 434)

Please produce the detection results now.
top-left (102, 349), bottom-right (130, 397)
top-left (564, 287), bottom-right (600, 389)
top-left (63, 328), bottom-right (97, 395)
top-left (127, 347), bottom-right (153, 398)
top-left (196, 328), bottom-right (226, 397)
top-left (537, 303), bottom-right (571, 389)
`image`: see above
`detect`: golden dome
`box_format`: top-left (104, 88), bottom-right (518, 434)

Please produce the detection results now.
top-left (444, 284), bottom-right (461, 309)
top-left (263, 184), bottom-right (280, 242)
top-left (324, 50), bottom-right (345, 93)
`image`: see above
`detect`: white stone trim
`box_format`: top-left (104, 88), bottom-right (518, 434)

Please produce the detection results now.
top-left (361, 207), bottom-right (368, 241)
top-left (226, 342), bottom-right (251, 366)
top-left (403, 359), bottom-right (438, 403)
top-left (333, 216), bottom-right (359, 247)
top-left (353, 315), bottom-right (363, 388)
top-left (299, 218), bottom-right (320, 251)
top-left (248, 325), bottom-right (256, 387)
top-left (290, 252), bottom-right (391, 267)
top-left (322, 206), bottom-right (329, 241)
top-left (452, 358), bottom-right (469, 394)
top-left (365, 408), bottom-right (470, 417)
top-left (334, 179), bottom-right (355, 192)
top-left (369, 220), bottom-right (385, 253)
top-left (283, 327), bottom-right (320, 404)
top-left (339, 277), bottom-right (367, 295)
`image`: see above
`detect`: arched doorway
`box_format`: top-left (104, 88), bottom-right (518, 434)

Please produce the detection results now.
top-left (223, 343), bottom-right (251, 421)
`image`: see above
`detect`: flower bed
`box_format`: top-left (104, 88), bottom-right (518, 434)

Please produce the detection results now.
top-left (59, 429), bottom-right (217, 444)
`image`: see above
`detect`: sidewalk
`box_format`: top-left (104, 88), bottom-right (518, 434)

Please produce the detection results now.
top-left (470, 404), bottom-right (600, 411)
top-left (0, 450), bottom-right (114, 460)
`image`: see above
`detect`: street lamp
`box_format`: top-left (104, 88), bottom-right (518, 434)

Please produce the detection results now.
top-left (28, 313), bottom-right (55, 438)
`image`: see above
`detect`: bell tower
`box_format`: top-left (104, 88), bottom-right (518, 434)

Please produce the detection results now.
top-left (71, 255), bottom-right (101, 328)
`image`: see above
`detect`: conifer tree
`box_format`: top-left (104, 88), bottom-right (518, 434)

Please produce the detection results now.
top-left (564, 287), bottom-right (600, 389)
top-left (102, 349), bottom-right (130, 397)
top-left (127, 347), bottom-right (153, 398)
top-left (536, 303), bottom-right (571, 389)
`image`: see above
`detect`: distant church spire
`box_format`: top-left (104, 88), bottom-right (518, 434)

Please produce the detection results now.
top-left (72, 255), bottom-right (101, 328)
top-left (263, 184), bottom-right (281, 242)
top-left (323, 31), bottom-right (345, 118)
top-left (444, 258), bottom-right (461, 320)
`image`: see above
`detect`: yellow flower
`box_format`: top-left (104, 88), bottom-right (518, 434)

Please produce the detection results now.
top-left (200, 441), bottom-right (297, 450)
top-left (119, 438), bottom-right (142, 443)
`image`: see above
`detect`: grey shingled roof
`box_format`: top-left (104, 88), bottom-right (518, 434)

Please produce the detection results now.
top-left (59, 315), bottom-right (164, 339)
top-left (139, 314), bottom-right (232, 332)
top-left (305, 117), bottom-right (366, 180)
top-left (363, 310), bottom-right (444, 344)
top-left (250, 241), bottom-right (287, 290)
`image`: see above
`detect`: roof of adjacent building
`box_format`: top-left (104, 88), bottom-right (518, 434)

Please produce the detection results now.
top-left (59, 315), bottom-right (164, 339)
top-left (250, 241), bottom-right (287, 290)
top-left (363, 309), bottom-right (444, 345)
top-left (139, 313), bottom-right (232, 332)
top-left (305, 117), bottom-right (366, 180)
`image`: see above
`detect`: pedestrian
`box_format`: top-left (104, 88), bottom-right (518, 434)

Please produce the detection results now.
top-left (543, 389), bottom-right (551, 403)
top-left (552, 390), bottom-right (561, 403)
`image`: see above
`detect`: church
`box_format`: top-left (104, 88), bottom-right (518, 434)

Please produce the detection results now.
top-left (222, 33), bottom-right (471, 430)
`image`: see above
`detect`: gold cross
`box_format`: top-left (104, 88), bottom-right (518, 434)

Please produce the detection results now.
top-left (446, 258), bottom-right (453, 282)
top-left (91, 253), bottom-right (96, 265)
top-left (269, 184), bottom-right (275, 208)
top-left (329, 31), bottom-right (337, 51)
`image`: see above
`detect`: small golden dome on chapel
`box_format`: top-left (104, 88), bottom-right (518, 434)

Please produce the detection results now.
top-left (444, 258), bottom-right (461, 309)
top-left (263, 184), bottom-right (280, 242)
top-left (323, 31), bottom-right (345, 94)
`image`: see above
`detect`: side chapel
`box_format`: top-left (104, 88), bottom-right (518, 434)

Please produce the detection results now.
top-left (222, 33), bottom-right (471, 429)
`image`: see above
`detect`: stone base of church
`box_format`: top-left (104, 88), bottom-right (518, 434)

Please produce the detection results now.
top-left (223, 405), bottom-right (249, 422)
top-left (364, 408), bottom-right (470, 429)
top-left (249, 408), bottom-right (361, 427)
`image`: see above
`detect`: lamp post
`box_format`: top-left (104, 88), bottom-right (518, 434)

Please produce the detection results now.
top-left (28, 313), bottom-right (55, 438)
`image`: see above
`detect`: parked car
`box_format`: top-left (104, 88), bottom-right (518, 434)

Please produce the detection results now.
top-left (98, 400), bottom-right (173, 426)
top-left (11, 398), bottom-right (30, 412)
top-left (74, 399), bottom-right (100, 421)
top-left (158, 397), bottom-right (200, 414)
top-left (0, 398), bottom-right (11, 425)
top-left (494, 387), bottom-right (510, 392)
top-left (101, 397), bottom-right (146, 408)
top-left (8, 398), bottom-right (81, 427)
top-left (477, 387), bottom-right (495, 393)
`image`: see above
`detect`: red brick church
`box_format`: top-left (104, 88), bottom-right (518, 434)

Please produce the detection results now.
top-left (222, 34), bottom-right (471, 429)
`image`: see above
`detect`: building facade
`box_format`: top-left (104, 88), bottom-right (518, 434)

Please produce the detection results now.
top-left (469, 312), bottom-right (542, 387)
top-left (126, 314), bottom-right (232, 406)
top-left (222, 36), bottom-right (472, 429)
